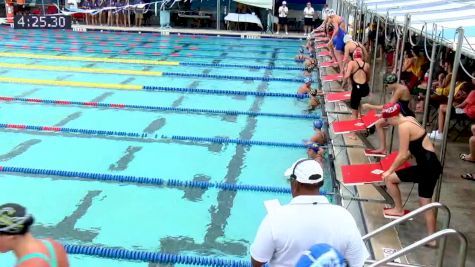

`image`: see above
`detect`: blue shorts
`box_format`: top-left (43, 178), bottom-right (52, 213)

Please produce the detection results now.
top-left (332, 29), bottom-right (346, 52)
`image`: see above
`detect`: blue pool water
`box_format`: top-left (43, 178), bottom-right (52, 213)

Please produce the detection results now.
top-left (0, 28), bottom-right (331, 266)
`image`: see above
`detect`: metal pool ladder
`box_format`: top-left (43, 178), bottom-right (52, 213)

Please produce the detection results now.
top-left (362, 202), bottom-right (468, 267)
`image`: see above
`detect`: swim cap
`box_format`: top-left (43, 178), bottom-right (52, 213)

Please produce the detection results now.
top-left (383, 73), bottom-right (397, 84)
top-left (313, 119), bottom-right (323, 129)
top-left (295, 243), bottom-right (348, 267)
top-left (304, 77), bottom-right (312, 84)
top-left (0, 203), bottom-right (34, 235)
top-left (307, 143), bottom-right (320, 153)
top-left (382, 102), bottom-right (401, 119)
top-left (343, 34), bottom-right (352, 44)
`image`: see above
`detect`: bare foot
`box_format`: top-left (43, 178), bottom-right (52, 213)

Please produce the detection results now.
top-left (424, 241), bottom-right (438, 248)
top-left (383, 208), bottom-right (405, 217)
top-left (346, 133), bottom-right (358, 140)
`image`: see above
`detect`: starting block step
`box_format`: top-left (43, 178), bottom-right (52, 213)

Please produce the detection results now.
top-left (319, 61), bottom-right (338, 68)
top-left (318, 50), bottom-right (332, 57)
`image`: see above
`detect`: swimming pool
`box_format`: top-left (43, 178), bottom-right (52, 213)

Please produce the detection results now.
top-left (0, 28), bottom-right (333, 266)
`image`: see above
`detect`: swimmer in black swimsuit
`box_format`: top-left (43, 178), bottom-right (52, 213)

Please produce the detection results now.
top-left (362, 74), bottom-right (415, 157)
top-left (343, 48), bottom-right (370, 120)
top-left (381, 103), bottom-right (442, 247)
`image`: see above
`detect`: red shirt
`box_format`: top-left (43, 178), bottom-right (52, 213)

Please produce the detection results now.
top-left (464, 90), bottom-right (475, 118)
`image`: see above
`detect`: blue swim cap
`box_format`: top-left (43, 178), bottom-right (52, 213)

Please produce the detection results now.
top-left (307, 143), bottom-right (320, 153)
top-left (295, 244), bottom-right (348, 267)
top-left (313, 119), bottom-right (323, 129)
top-left (304, 77), bottom-right (312, 84)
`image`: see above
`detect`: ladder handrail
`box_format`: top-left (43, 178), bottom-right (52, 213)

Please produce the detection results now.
top-left (368, 229), bottom-right (468, 267)
top-left (362, 202), bottom-right (450, 240)
top-left (364, 260), bottom-right (425, 267)
top-left (362, 202), bottom-right (451, 267)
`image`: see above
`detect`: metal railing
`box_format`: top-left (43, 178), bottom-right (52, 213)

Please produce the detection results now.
top-left (367, 229), bottom-right (467, 267)
top-left (362, 202), bottom-right (461, 267)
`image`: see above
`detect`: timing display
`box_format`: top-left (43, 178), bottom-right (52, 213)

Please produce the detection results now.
top-left (14, 15), bottom-right (72, 29)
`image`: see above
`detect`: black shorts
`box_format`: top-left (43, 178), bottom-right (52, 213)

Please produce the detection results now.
top-left (395, 153), bottom-right (442, 198)
top-left (279, 17), bottom-right (288, 25)
top-left (304, 18), bottom-right (313, 26)
top-left (350, 82), bottom-right (370, 110)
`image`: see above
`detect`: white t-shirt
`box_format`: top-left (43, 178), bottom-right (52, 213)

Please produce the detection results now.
top-left (278, 6), bottom-right (288, 18)
top-left (251, 195), bottom-right (369, 267)
top-left (304, 7), bottom-right (314, 18)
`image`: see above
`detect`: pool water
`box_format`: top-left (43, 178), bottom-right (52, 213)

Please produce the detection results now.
top-left (0, 28), bottom-right (331, 266)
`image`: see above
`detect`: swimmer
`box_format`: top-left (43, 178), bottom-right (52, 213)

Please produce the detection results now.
top-left (327, 9), bottom-right (347, 74)
top-left (308, 119), bottom-right (327, 144)
top-left (307, 143), bottom-right (325, 165)
top-left (298, 77), bottom-right (313, 95)
top-left (295, 48), bottom-right (306, 62)
top-left (0, 203), bottom-right (70, 267)
top-left (303, 54), bottom-right (317, 76)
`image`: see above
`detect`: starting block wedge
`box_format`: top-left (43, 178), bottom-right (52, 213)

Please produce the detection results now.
top-left (319, 61), bottom-right (338, 68)
top-left (326, 91), bottom-right (351, 102)
top-left (321, 73), bottom-right (343, 82)
top-left (332, 109), bottom-right (380, 134)
top-left (318, 50), bottom-right (331, 57)
top-left (340, 152), bottom-right (412, 185)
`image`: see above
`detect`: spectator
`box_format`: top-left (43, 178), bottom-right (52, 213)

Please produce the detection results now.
top-left (134, 0), bottom-right (145, 27)
top-left (277, 1), bottom-right (288, 35)
top-left (0, 203), bottom-right (70, 266)
top-left (303, 2), bottom-right (314, 36)
top-left (430, 87), bottom-right (475, 140)
top-left (460, 124), bottom-right (475, 164)
top-left (250, 159), bottom-right (369, 267)
top-left (295, 243), bottom-right (349, 267)
top-left (381, 102), bottom-right (442, 248)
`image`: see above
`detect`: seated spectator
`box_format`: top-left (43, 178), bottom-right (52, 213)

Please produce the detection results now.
top-left (430, 74), bottom-right (475, 140)
top-left (430, 59), bottom-right (454, 108)
top-left (399, 49), bottom-right (418, 90)
top-left (459, 124), bottom-right (475, 164)
top-left (295, 243), bottom-right (349, 267)
top-left (0, 203), bottom-right (69, 266)
top-left (250, 159), bottom-right (369, 267)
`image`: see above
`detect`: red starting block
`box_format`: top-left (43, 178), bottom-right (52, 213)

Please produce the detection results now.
top-left (315, 32), bottom-right (326, 37)
top-left (321, 73), bottom-right (343, 82)
top-left (318, 50), bottom-right (331, 57)
top-left (326, 91), bottom-right (351, 102)
top-left (316, 37), bottom-right (329, 43)
top-left (341, 152), bottom-right (412, 185)
top-left (316, 43), bottom-right (328, 49)
top-left (319, 61), bottom-right (338, 68)
top-left (332, 109), bottom-right (380, 134)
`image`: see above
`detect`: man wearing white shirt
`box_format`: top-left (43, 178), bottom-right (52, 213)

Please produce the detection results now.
top-left (321, 4), bottom-right (329, 21)
top-left (303, 2), bottom-right (314, 36)
top-left (250, 159), bottom-right (369, 267)
top-left (277, 1), bottom-right (288, 35)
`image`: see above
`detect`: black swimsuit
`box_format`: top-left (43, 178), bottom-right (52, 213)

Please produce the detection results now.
top-left (395, 120), bottom-right (442, 198)
top-left (349, 61), bottom-right (370, 110)
top-left (397, 100), bottom-right (415, 117)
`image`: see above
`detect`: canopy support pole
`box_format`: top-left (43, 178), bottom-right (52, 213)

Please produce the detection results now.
top-left (217, 0), bottom-right (221, 30)
top-left (422, 26), bottom-right (438, 127)
top-left (370, 16), bottom-right (380, 94)
top-left (396, 14), bottom-right (410, 83)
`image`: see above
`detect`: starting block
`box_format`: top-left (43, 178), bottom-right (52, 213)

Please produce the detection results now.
top-left (383, 207), bottom-right (413, 219)
top-left (318, 50), bottom-right (331, 57)
top-left (340, 151), bottom-right (412, 185)
top-left (315, 32), bottom-right (326, 37)
top-left (316, 37), bottom-right (329, 43)
top-left (316, 43), bottom-right (328, 49)
top-left (332, 109), bottom-right (380, 134)
top-left (321, 73), bottom-right (343, 82)
top-left (319, 61), bottom-right (338, 68)
top-left (325, 91), bottom-right (351, 103)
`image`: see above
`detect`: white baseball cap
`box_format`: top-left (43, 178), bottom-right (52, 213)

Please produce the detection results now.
top-left (282, 1), bottom-right (287, 5)
top-left (284, 158), bottom-right (324, 184)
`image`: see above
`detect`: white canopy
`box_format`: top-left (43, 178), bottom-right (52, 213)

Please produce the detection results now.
top-left (233, 0), bottom-right (272, 10)
top-left (350, 0), bottom-right (475, 58)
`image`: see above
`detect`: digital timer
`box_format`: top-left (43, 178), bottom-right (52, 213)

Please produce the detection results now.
top-left (14, 15), bottom-right (72, 29)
